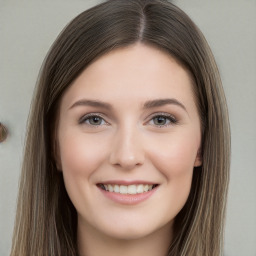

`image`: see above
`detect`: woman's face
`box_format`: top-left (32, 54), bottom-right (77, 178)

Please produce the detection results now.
top-left (57, 44), bottom-right (202, 240)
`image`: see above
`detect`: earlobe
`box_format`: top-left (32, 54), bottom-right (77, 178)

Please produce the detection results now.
top-left (52, 138), bottom-right (62, 171)
top-left (194, 148), bottom-right (202, 167)
top-left (51, 116), bottom-right (62, 171)
top-left (55, 158), bottom-right (62, 171)
top-left (55, 146), bottom-right (62, 171)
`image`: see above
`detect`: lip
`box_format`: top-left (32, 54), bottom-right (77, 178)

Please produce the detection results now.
top-left (97, 181), bottom-right (159, 205)
top-left (98, 180), bottom-right (157, 185)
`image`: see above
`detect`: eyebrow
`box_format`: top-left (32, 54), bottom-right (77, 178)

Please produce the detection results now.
top-left (69, 99), bottom-right (112, 110)
top-left (143, 98), bottom-right (187, 112)
top-left (69, 98), bottom-right (187, 112)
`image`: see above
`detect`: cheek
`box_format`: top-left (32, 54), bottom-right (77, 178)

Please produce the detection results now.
top-left (57, 131), bottom-right (110, 204)
top-left (57, 131), bottom-right (114, 220)
top-left (59, 132), bottom-right (108, 177)
top-left (148, 132), bottom-right (200, 177)
top-left (147, 131), bottom-right (200, 209)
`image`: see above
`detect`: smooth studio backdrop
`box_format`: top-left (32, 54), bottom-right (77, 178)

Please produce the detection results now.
top-left (0, 0), bottom-right (255, 255)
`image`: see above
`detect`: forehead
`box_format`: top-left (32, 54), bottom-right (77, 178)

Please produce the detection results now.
top-left (60, 43), bottom-right (196, 111)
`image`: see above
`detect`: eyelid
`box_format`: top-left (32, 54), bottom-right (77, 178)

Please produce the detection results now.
top-left (147, 112), bottom-right (177, 120)
top-left (79, 113), bottom-right (109, 125)
top-left (78, 112), bottom-right (178, 127)
top-left (146, 112), bottom-right (178, 127)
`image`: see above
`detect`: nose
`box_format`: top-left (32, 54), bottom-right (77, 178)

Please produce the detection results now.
top-left (109, 126), bottom-right (145, 170)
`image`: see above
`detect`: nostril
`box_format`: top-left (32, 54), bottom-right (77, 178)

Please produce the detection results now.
top-left (109, 139), bottom-right (145, 169)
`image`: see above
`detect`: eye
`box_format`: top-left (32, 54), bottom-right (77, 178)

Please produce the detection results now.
top-left (148, 114), bottom-right (177, 127)
top-left (79, 114), bottom-right (108, 126)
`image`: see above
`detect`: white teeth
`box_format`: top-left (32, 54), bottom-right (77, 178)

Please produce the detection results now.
top-left (127, 185), bottom-right (137, 194)
top-left (114, 185), bottom-right (119, 193)
top-left (101, 184), bottom-right (157, 194)
top-left (136, 184), bottom-right (144, 193)
top-left (108, 184), bottom-right (114, 192)
top-left (143, 184), bottom-right (149, 192)
top-left (120, 185), bottom-right (128, 194)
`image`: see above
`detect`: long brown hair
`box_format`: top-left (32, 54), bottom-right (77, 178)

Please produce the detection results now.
top-left (11, 0), bottom-right (230, 255)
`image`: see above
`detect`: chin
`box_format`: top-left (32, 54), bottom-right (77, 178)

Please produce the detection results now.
top-left (94, 216), bottom-right (173, 241)
top-left (106, 227), bottom-right (152, 240)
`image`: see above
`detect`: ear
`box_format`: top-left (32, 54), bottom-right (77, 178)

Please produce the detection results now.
top-left (53, 139), bottom-right (62, 171)
top-left (51, 125), bottom-right (62, 171)
top-left (194, 147), bottom-right (202, 167)
top-left (50, 111), bottom-right (62, 171)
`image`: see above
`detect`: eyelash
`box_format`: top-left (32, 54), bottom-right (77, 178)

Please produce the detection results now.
top-left (79, 113), bottom-right (108, 126)
top-left (148, 112), bottom-right (178, 127)
top-left (79, 112), bottom-right (178, 128)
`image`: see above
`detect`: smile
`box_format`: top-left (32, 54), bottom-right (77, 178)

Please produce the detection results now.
top-left (98, 184), bottom-right (158, 194)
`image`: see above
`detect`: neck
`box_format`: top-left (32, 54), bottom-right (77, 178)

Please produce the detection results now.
top-left (77, 219), bottom-right (173, 256)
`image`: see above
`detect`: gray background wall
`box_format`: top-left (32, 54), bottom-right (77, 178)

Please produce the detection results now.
top-left (0, 0), bottom-right (255, 255)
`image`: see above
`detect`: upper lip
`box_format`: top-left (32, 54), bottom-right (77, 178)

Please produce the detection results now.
top-left (97, 180), bottom-right (158, 185)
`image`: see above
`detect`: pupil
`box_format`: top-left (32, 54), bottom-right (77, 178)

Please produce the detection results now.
top-left (90, 116), bottom-right (101, 125)
top-left (154, 116), bottom-right (166, 125)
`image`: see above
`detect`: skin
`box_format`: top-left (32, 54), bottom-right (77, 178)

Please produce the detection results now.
top-left (57, 43), bottom-right (202, 256)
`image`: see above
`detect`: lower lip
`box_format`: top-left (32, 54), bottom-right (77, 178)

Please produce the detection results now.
top-left (98, 187), bottom-right (158, 205)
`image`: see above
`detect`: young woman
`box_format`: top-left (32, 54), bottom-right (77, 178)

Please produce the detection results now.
top-left (10, 0), bottom-right (230, 255)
